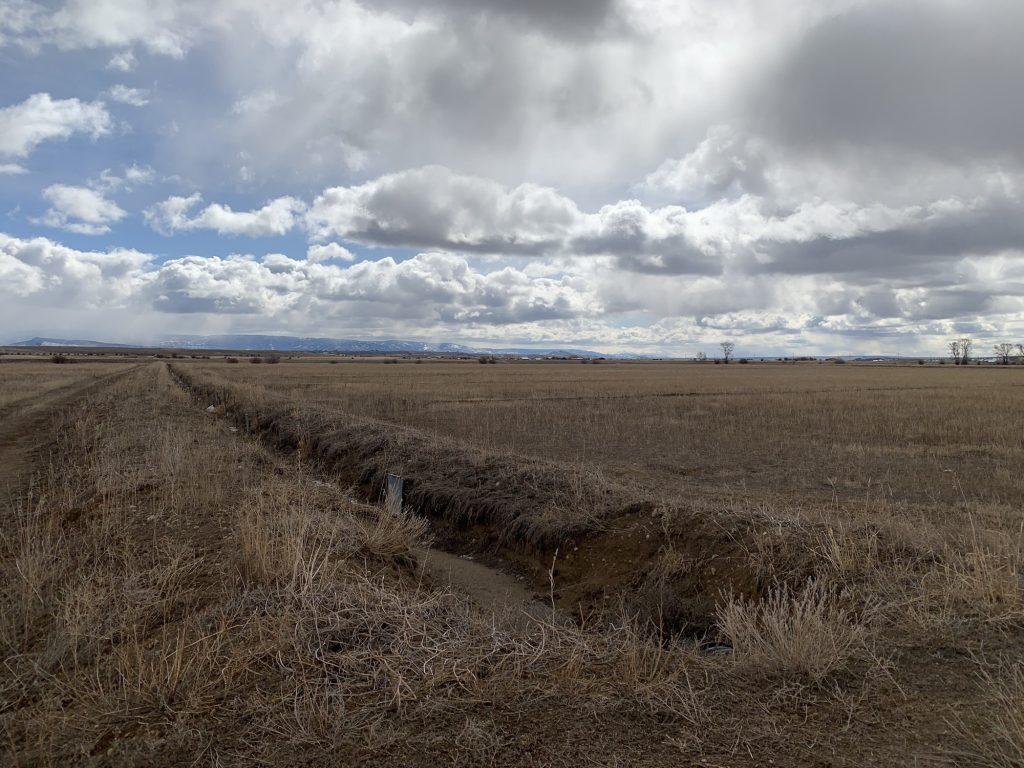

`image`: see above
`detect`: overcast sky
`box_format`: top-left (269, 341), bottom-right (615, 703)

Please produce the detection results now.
top-left (2, 0), bottom-right (1023, 355)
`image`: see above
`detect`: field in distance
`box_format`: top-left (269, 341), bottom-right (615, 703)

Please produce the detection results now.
top-left (191, 357), bottom-right (1024, 508)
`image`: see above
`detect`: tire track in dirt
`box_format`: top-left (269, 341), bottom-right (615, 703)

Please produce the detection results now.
top-left (0, 366), bottom-right (138, 503)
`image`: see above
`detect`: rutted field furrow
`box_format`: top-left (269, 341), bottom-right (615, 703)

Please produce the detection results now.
top-left (0, 361), bottom-right (129, 413)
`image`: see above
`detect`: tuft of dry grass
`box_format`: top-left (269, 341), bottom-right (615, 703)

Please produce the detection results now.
top-left (716, 580), bottom-right (870, 683)
top-left (937, 522), bottom-right (1024, 624)
top-left (952, 660), bottom-right (1024, 767)
top-left (64, 619), bottom-right (238, 725)
top-left (0, 504), bottom-right (65, 651)
top-left (355, 507), bottom-right (430, 560)
top-left (236, 501), bottom-right (352, 591)
top-left (234, 474), bottom-right (429, 592)
top-left (601, 612), bottom-right (710, 726)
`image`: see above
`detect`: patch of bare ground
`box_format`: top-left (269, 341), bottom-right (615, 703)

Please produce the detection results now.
top-left (0, 361), bottom-right (1018, 765)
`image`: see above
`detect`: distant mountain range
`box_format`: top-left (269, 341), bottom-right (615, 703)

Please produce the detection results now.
top-left (5, 337), bottom-right (959, 361)
top-left (157, 334), bottom-right (620, 357)
top-left (10, 334), bottom-right (633, 358)
top-left (10, 337), bottom-right (132, 348)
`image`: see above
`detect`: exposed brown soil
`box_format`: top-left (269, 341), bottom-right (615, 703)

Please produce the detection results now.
top-left (415, 546), bottom-right (545, 617)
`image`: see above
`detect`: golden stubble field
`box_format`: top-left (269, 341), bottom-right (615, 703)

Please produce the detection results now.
top-left (193, 358), bottom-right (1024, 508)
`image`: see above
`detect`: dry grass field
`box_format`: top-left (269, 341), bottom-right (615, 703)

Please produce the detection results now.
top-left (194, 359), bottom-right (1024, 508)
top-left (0, 360), bottom-right (127, 411)
top-left (1, 356), bottom-right (1022, 766)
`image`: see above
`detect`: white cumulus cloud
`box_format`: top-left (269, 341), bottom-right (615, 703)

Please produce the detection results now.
top-left (0, 93), bottom-right (111, 158)
top-left (105, 84), bottom-right (149, 106)
top-left (306, 165), bottom-right (584, 254)
top-left (106, 49), bottom-right (136, 71)
top-left (95, 163), bottom-right (155, 192)
top-left (0, 232), bottom-right (151, 305)
top-left (145, 193), bottom-right (306, 236)
top-left (35, 184), bottom-right (127, 235)
top-left (0, 231), bottom-right (597, 329)
top-left (4, 228), bottom-right (1024, 356)
top-left (306, 242), bottom-right (354, 262)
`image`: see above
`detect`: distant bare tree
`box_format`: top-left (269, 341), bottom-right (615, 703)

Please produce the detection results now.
top-left (994, 342), bottom-right (1014, 365)
top-left (695, 351), bottom-right (707, 362)
top-left (959, 338), bottom-right (973, 365)
top-left (720, 341), bottom-right (735, 364)
top-left (949, 339), bottom-right (962, 365)
top-left (1017, 343), bottom-right (1024, 363)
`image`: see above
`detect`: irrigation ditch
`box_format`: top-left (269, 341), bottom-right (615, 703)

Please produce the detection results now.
top-left (168, 362), bottom-right (791, 634)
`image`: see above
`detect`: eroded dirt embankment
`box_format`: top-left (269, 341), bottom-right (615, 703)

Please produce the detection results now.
top-left (170, 364), bottom-right (796, 631)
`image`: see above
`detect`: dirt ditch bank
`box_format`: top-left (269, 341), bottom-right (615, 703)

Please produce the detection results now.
top-left (169, 363), bottom-right (799, 633)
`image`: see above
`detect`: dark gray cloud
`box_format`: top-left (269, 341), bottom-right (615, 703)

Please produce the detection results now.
top-left (372, 0), bottom-right (621, 39)
top-left (758, 1), bottom-right (1024, 162)
top-left (753, 195), bottom-right (1024, 279)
